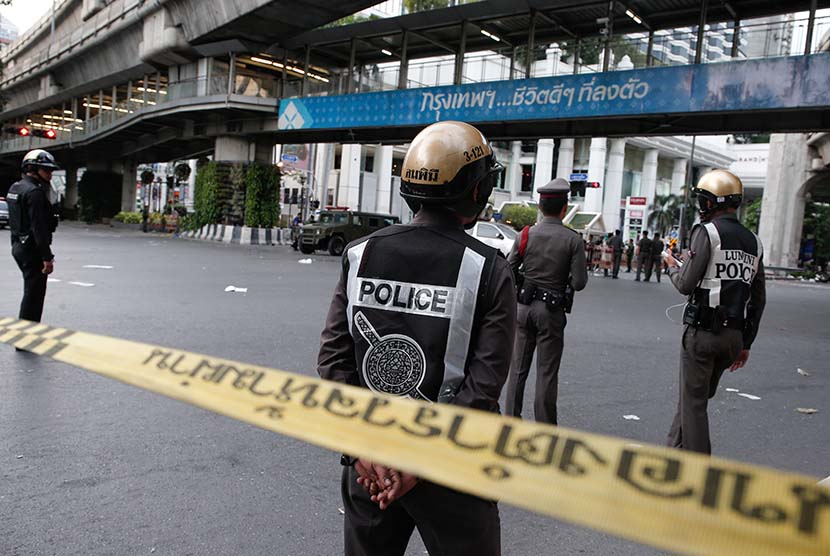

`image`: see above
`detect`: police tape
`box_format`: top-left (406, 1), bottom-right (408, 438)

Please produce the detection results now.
top-left (1, 317), bottom-right (827, 556)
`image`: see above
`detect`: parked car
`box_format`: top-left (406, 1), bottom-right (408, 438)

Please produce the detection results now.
top-left (0, 199), bottom-right (8, 229)
top-left (299, 210), bottom-right (400, 256)
top-left (467, 221), bottom-right (518, 256)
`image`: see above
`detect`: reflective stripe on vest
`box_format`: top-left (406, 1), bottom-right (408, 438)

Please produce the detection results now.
top-left (701, 222), bottom-right (761, 309)
top-left (345, 240), bottom-right (486, 400)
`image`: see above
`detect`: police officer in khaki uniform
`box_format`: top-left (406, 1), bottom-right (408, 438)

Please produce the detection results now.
top-left (318, 121), bottom-right (515, 555)
top-left (664, 169), bottom-right (766, 454)
top-left (504, 178), bottom-right (588, 425)
top-left (635, 230), bottom-right (652, 281)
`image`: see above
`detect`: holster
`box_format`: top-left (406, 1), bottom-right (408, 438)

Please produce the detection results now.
top-left (517, 283), bottom-right (536, 305)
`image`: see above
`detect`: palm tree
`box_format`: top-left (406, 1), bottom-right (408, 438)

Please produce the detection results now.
top-left (648, 194), bottom-right (680, 236)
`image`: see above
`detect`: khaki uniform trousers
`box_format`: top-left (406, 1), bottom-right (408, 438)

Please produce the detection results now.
top-left (667, 326), bottom-right (743, 454)
top-left (505, 300), bottom-right (566, 425)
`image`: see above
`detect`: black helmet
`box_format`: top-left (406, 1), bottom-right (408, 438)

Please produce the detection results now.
top-left (400, 121), bottom-right (503, 218)
top-left (22, 149), bottom-right (60, 172)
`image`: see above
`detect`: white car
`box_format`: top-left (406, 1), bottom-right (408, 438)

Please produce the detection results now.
top-left (468, 221), bottom-right (518, 256)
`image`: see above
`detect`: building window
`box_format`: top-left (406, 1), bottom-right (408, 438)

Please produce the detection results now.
top-left (364, 155), bottom-right (374, 173)
top-left (521, 164), bottom-right (533, 192)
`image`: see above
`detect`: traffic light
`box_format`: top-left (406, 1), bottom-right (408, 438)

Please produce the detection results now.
top-left (4, 126), bottom-right (30, 136)
top-left (586, 181), bottom-right (601, 188)
top-left (31, 129), bottom-right (57, 139)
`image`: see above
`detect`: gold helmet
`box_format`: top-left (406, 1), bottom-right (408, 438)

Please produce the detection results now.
top-left (695, 169), bottom-right (743, 218)
top-left (400, 121), bottom-right (503, 217)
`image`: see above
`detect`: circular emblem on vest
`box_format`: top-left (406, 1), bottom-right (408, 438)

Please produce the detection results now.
top-left (355, 311), bottom-right (428, 400)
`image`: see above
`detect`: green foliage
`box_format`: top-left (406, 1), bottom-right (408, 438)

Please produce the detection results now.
top-left (325, 13), bottom-right (381, 27)
top-left (404, 0), bottom-right (452, 12)
top-left (560, 36), bottom-right (646, 68)
top-left (741, 198), bottom-right (762, 233)
top-left (113, 211), bottom-right (143, 224)
top-left (244, 162), bottom-right (281, 228)
top-left (648, 194), bottom-right (680, 235)
top-left (803, 201), bottom-right (830, 267)
top-left (500, 205), bottom-right (538, 230)
top-left (78, 171), bottom-right (122, 223)
top-left (193, 161), bottom-right (220, 228)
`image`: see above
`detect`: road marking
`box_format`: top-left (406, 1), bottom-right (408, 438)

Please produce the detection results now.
top-left (83, 265), bottom-right (113, 269)
top-left (0, 316), bottom-right (826, 556)
top-left (47, 278), bottom-right (61, 283)
top-left (68, 282), bottom-right (95, 288)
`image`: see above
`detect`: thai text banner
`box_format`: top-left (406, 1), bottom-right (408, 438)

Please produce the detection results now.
top-left (277, 54), bottom-right (830, 131)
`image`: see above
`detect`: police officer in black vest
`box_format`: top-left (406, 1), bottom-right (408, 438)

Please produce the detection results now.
top-left (663, 169), bottom-right (766, 454)
top-left (7, 150), bottom-right (60, 326)
top-left (317, 121), bottom-right (515, 556)
top-left (504, 178), bottom-right (588, 425)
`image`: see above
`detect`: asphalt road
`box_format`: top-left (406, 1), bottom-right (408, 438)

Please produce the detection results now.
top-left (1, 224), bottom-right (827, 556)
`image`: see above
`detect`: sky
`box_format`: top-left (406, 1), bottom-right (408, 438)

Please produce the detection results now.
top-left (1, 0), bottom-right (53, 35)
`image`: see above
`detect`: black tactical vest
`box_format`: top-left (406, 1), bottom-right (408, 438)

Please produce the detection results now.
top-left (693, 216), bottom-right (762, 320)
top-left (7, 175), bottom-right (53, 243)
top-left (345, 225), bottom-right (499, 402)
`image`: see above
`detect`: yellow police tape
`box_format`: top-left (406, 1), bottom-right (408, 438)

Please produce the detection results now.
top-left (1, 317), bottom-right (827, 555)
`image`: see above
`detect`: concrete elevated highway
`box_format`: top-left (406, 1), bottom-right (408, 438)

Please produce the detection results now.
top-left (1, 0), bottom-right (828, 268)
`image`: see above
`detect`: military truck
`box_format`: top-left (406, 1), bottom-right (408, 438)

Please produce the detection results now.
top-left (299, 210), bottom-right (400, 256)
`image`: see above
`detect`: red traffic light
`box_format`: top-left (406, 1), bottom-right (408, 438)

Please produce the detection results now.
top-left (586, 181), bottom-right (601, 188)
top-left (44, 129), bottom-right (57, 139)
top-left (18, 127), bottom-right (30, 136)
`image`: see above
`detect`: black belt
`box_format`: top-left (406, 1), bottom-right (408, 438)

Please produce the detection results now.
top-left (684, 304), bottom-right (744, 332)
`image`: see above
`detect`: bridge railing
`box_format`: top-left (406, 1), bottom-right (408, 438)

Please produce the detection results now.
top-left (289, 13), bottom-right (830, 99)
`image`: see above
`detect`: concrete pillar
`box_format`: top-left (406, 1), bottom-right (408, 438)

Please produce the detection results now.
top-left (214, 136), bottom-right (252, 162)
top-left (602, 138), bottom-right (626, 232)
top-left (338, 144), bottom-right (362, 209)
top-left (640, 149), bottom-right (659, 228)
top-left (374, 145), bottom-right (394, 214)
top-left (314, 143), bottom-right (334, 208)
top-left (121, 160), bottom-right (137, 212)
top-left (507, 141), bottom-right (522, 201)
top-left (186, 159), bottom-right (197, 211)
top-left (533, 139), bottom-right (555, 197)
top-left (63, 164), bottom-right (79, 215)
top-left (671, 158), bottom-right (687, 196)
top-left (556, 138), bottom-right (575, 180)
top-left (585, 137), bottom-right (607, 213)
top-left (758, 133), bottom-right (812, 268)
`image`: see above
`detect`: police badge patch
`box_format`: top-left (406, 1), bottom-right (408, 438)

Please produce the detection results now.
top-left (354, 311), bottom-right (429, 401)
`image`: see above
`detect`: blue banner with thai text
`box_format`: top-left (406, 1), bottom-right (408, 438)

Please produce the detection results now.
top-left (278, 54), bottom-right (830, 131)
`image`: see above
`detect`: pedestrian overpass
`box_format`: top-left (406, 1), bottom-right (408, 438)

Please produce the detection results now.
top-left (2, 0), bottom-right (828, 165)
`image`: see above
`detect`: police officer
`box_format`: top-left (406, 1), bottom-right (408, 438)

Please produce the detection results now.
top-left (609, 229), bottom-right (623, 279)
top-left (317, 121), bottom-right (515, 556)
top-left (504, 178), bottom-right (588, 425)
top-left (7, 150), bottom-right (59, 326)
top-left (663, 169), bottom-right (766, 454)
top-left (651, 233), bottom-right (665, 283)
top-left (635, 230), bottom-right (652, 282)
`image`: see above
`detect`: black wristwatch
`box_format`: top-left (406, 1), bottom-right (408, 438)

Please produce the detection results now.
top-left (340, 454), bottom-right (357, 467)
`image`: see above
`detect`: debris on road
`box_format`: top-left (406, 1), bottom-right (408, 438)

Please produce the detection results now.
top-left (338, 507), bottom-right (345, 515)
top-left (15, 455), bottom-right (23, 459)
top-left (737, 393), bottom-right (761, 401)
top-left (797, 368), bottom-right (811, 377)
top-left (623, 415), bottom-right (640, 421)
top-left (796, 408), bottom-right (818, 414)
top-left (298, 259), bottom-right (313, 264)
top-left (224, 286), bottom-right (248, 293)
